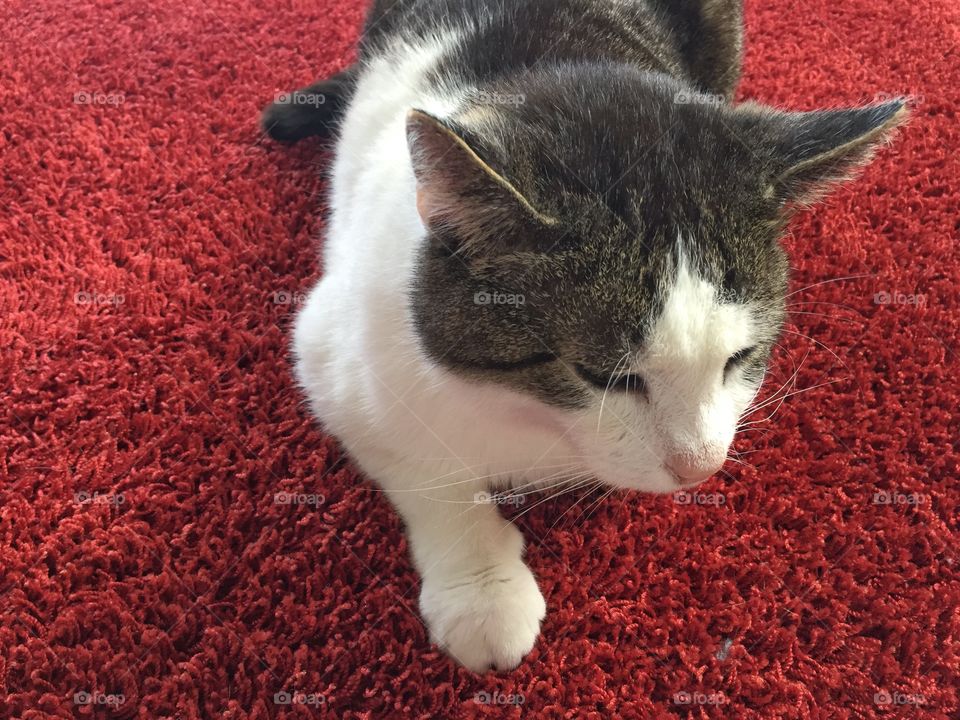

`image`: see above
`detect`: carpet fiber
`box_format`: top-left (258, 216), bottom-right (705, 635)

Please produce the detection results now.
top-left (2, 0), bottom-right (958, 717)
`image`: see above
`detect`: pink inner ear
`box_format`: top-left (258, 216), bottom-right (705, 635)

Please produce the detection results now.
top-left (415, 188), bottom-right (431, 225)
top-left (416, 186), bottom-right (455, 228)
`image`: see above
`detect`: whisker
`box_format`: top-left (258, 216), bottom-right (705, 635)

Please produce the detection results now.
top-left (785, 273), bottom-right (874, 299)
top-left (786, 299), bottom-right (865, 316)
top-left (355, 462), bottom-right (583, 494)
top-left (780, 327), bottom-right (849, 373)
top-left (497, 469), bottom-right (594, 500)
top-left (787, 310), bottom-right (862, 325)
top-left (540, 480), bottom-right (609, 536)
top-left (596, 350), bottom-right (632, 434)
top-left (509, 477), bottom-right (602, 523)
top-left (570, 485), bottom-right (618, 527)
top-left (739, 379), bottom-right (844, 429)
top-left (426, 472), bottom-right (592, 505)
top-left (743, 350), bottom-right (809, 415)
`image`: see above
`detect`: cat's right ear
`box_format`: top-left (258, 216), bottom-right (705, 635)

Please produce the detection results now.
top-left (406, 109), bottom-right (558, 257)
top-left (735, 99), bottom-right (908, 208)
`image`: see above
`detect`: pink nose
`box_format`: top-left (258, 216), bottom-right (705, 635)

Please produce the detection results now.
top-left (666, 454), bottom-right (724, 484)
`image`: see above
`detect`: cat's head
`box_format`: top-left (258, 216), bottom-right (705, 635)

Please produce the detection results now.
top-left (406, 67), bottom-right (906, 493)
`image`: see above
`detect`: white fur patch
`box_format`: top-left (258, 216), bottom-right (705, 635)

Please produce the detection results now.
top-left (641, 248), bottom-right (757, 476)
top-left (647, 251), bottom-right (755, 365)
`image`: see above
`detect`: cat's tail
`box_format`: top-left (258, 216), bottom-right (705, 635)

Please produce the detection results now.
top-left (260, 66), bottom-right (358, 143)
top-left (646, 0), bottom-right (743, 99)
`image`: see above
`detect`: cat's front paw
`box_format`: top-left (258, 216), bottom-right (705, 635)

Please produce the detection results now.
top-left (420, 561), bottom-right (546, 672)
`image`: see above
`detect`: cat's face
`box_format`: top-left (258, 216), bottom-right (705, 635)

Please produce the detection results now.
top-left (407, 71), bottom-right (904, 492)
top-left (554, 251), bottom-right (784, 493)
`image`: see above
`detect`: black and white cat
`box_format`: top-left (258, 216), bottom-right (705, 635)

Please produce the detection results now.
top-left (263, 0), bottom-right (905, 672)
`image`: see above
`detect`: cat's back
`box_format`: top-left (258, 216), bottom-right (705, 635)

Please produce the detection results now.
top-left (328, 0), bottom-right (682, 259)
top-left (318, 0), bottom-right (743, 324)
top-left (360, 0), bottom-right (684, 82)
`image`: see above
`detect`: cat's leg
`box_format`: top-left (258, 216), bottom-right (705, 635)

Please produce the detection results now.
top-left (261, 65), bottom-right (358, 142)
top-left (362, 452), bottom-right (546, 672)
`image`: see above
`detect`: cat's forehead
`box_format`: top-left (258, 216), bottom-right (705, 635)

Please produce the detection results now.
top-left (466, 71), bottom-right (765, 224)
top-left (560, 235), bottom-right (766, 363)
top-left (643, 249), bottom-right (756, 363)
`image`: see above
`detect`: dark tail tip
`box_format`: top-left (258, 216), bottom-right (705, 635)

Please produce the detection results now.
top-left (261, 67), bottom-right (358, 144)
top-left (261, 93), bottom-right (335, 143)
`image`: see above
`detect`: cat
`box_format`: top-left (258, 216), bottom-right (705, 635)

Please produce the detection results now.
top-left (263, 0), bottom-right (906, 672)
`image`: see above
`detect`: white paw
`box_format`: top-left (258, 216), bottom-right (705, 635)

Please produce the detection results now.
top-left (420, 560), bottom-right (546, 672)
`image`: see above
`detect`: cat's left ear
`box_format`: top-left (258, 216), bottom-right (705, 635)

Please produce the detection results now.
top-left (737, 99), bottom-right (908, 206)
top-left (406, 109), bottom-right (558, 256)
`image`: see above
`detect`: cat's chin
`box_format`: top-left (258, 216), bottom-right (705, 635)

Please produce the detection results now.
top-left (586, 462), bottom-right (689, 495)
top-left (618, 477), bottom-right (692, 495)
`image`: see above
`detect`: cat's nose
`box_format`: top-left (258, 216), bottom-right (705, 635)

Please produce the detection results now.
top-left (665, 453), bottom-right (725, 485)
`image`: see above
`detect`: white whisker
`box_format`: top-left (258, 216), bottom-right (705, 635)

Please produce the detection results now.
top-left (785, 273), bottom-right (874, 299)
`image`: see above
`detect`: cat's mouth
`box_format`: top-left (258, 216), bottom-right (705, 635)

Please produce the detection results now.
top-left (664, 466), bottom-right (710, 489)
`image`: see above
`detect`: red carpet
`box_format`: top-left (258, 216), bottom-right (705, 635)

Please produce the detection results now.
top-left (2, 0), bottom-right (958, 717)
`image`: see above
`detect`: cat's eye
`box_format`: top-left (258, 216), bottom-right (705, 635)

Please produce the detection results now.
top-left (575, 364), bottom-right (648, 396)
top-left (724, 345), bottom-right (758, 378)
